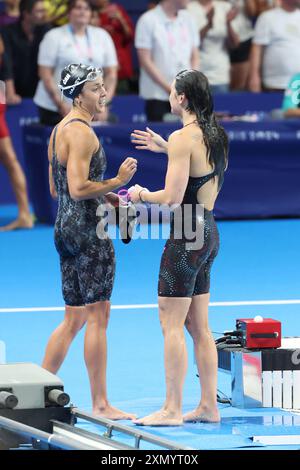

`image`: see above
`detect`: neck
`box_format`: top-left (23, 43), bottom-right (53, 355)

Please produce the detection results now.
top-left (70, 22), bottom-right (88, 36)
top-left (281, 2), bottom-right (297, 12)
top-left (21, 18), bottom-right (34, 38)
top-left (182, 111), bottom-right (197, 127)
top-left (161, 1), bottom-right (179, 18)
top-left (199, 0), bottom-right (213, 5)
top-left (100, 1), bottom-right (109, 9)
top-left (71, 104), bottom-right (93, 122)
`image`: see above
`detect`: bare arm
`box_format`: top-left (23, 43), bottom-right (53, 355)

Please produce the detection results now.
top-left (191, 46), bottom-right (200, 70)
top-left (200, 8), bottom-right (214, 41)
top-left (137, 49), bottom-right (171, 94)
top-left (5, 79), bottom-right (22, 104)
top-left (39, 65), bottom-right (69, 114)
top-left (226, 8), bottom-right (240, 49)
top-left (48, 131), bottom-right (57, 199)
top-left (66, 125), bottom-right (137, 201)
top-left (248, 44), bottom-right (263, 92)
top-left (103, 66), bottom-right (118, 102)
top-left (284, 108), bottom-right (300, 118)
top-left (245, 0), bottom-right (258, 17)
top-left (131, 132), bottom-right (190, 206)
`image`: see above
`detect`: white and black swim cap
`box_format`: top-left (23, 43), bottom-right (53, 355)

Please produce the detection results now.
top-left (59, 64), bottom-right (103, 100)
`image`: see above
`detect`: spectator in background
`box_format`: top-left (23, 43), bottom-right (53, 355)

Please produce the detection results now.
top-left (34, 0), bottom-right (118, 126)
top-left (229, 0), bottom-right (255, 91)
top-left (1, 0), bottom-right (48, 104)
top-left (0, 34), bottom-right (33, 231)
top-left (282, 73), bottom-right (300, 117)
top-left (43, 0), bottom-right (68, 26)
top-left (252, 0), bottom-right (280, 16)
top-left (135, 0), bottom-right (199, 122)
top-left (0, 0), bottom-right (20, 27)
top-left (91, 1), bottom-right (134, 93)
top-left (248, 0), bottom-right (300, 92)
top-left (187, 0), bottom-right (239, 94)
top-left (147, 1), bottom-right (160, 9)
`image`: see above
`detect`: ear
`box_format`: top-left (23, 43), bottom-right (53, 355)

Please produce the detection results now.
top-left (179, 94), bottom-right (187, 106)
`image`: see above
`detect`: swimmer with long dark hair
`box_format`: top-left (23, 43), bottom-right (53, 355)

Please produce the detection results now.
top-left (130, 70), bottom-right (228, 426)
top-left (43, 63), bottom-right (137, 420)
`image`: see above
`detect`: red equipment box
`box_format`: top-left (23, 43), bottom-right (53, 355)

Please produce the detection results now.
top-left (236, 318), bottom-right (281, 349)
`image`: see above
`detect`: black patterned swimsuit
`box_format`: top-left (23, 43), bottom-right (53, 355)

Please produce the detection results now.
top-left (158, 172), bottom-right (220, 298)
top-left (52, 118), bottom-right (115, 306)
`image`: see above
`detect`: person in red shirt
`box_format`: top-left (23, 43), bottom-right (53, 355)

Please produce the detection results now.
top-left (0, 34), bottom-right (33, 231)
top-left (91, 1), bottom-right (134, 92)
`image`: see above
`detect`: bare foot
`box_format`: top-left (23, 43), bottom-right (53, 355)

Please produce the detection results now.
top-left (134, 409), bottom-right (183, 426)
top-left (183, 406), bottom-right (220, 423)
top-left (0, 215), bottom-right (34, 232)
top-left (93, 405), bottom-right (137, 421)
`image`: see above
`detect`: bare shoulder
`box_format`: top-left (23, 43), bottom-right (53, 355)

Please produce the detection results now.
top-left (168, 130), bottom-right (192, 158)
top-left (63, 122), bottom-right (98, 156)
top-left (168, 129), bottom-right (190, 145)
top-left (187, 124), bottom-right (204, 143)
top-left (168, 125), bottom-right (202, 149)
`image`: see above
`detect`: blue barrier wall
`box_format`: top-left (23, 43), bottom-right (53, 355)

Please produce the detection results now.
top-left (22, 118), bottom-right (300, 223)
top-left (0, 93), bottom-right (300, 222)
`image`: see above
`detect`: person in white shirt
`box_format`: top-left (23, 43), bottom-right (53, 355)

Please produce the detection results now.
top-left (249, 0), bottom-right (300, 92)
top-left (34, 0), bottom-right (118, 125)
top-left (187, 0), bottom-right (239, 93)
top-left (135, 0), bottom-right (200, 121)
top-left (230, 0), bottom-right (256, 90)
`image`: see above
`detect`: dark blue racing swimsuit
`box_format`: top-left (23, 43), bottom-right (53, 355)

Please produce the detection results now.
top-left (158, 171), bottom-right (220, 298)
top-left (52, 119), bottom-right (115, 306)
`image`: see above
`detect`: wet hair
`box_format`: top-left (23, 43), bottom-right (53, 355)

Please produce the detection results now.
top-left (175, 70), bottom-right (229, 189)
top-left (59, 63), bottom-right (103, 101)
top-left (67, 0), bottom-right (92, 13)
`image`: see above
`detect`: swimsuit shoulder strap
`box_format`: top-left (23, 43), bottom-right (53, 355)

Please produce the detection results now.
top-left (52, 125), bottom-right (59, 158)
top-left (62, 118), bottom-right (91, 129)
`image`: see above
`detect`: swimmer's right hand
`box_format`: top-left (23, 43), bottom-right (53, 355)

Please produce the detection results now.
top-left (117, 157), bottom-right (138, 185)
top-left (131, 127), bottom-right (168, 154)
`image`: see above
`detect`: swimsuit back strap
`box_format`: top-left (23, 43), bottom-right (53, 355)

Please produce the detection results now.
top-left (62, 118), bottom-right (91, 129)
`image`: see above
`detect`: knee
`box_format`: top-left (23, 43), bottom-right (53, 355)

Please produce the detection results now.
top-left (86, 302), bottom-right (110, 329)
top-left (192, 327), bottom-right (212, 344)
top-left (185, 318), bottom-right (211, 343)
top-left (63, 316), bottom-right (86, 336)
top-left (0, 150), bottom-right (18, 170)
top-left (159, 315), bottom-right (183, 339)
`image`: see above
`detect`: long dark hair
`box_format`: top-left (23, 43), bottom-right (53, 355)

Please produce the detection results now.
top-left (175, 70), bottom-right (228, 189)
top-left (19, 0), bottom-right (42, 18)
top-left (67, 0), bottom-right (92, 13)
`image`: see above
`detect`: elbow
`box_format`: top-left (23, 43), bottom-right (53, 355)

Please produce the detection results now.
top-left (69, 186), bottom-right (83, 201)
top-left (50, 188), bottom-right (57, 200)
top-left (165, 196), bottom-right (183, 206)
top-left (70, 192), bottom-right (83, 202)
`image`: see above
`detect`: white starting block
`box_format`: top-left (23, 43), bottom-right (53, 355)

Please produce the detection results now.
top-left (0, 363), bottom-right (69, 410)
top-left (0, 363), bottom-right (190, 450)
top-left (217, 337), bottom-right (300, 409)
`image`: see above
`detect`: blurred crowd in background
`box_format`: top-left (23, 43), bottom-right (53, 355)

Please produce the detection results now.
top-left (0, 0), bottom-right (300, 231)
top-left (0, 0), bottom-right (299, 123)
